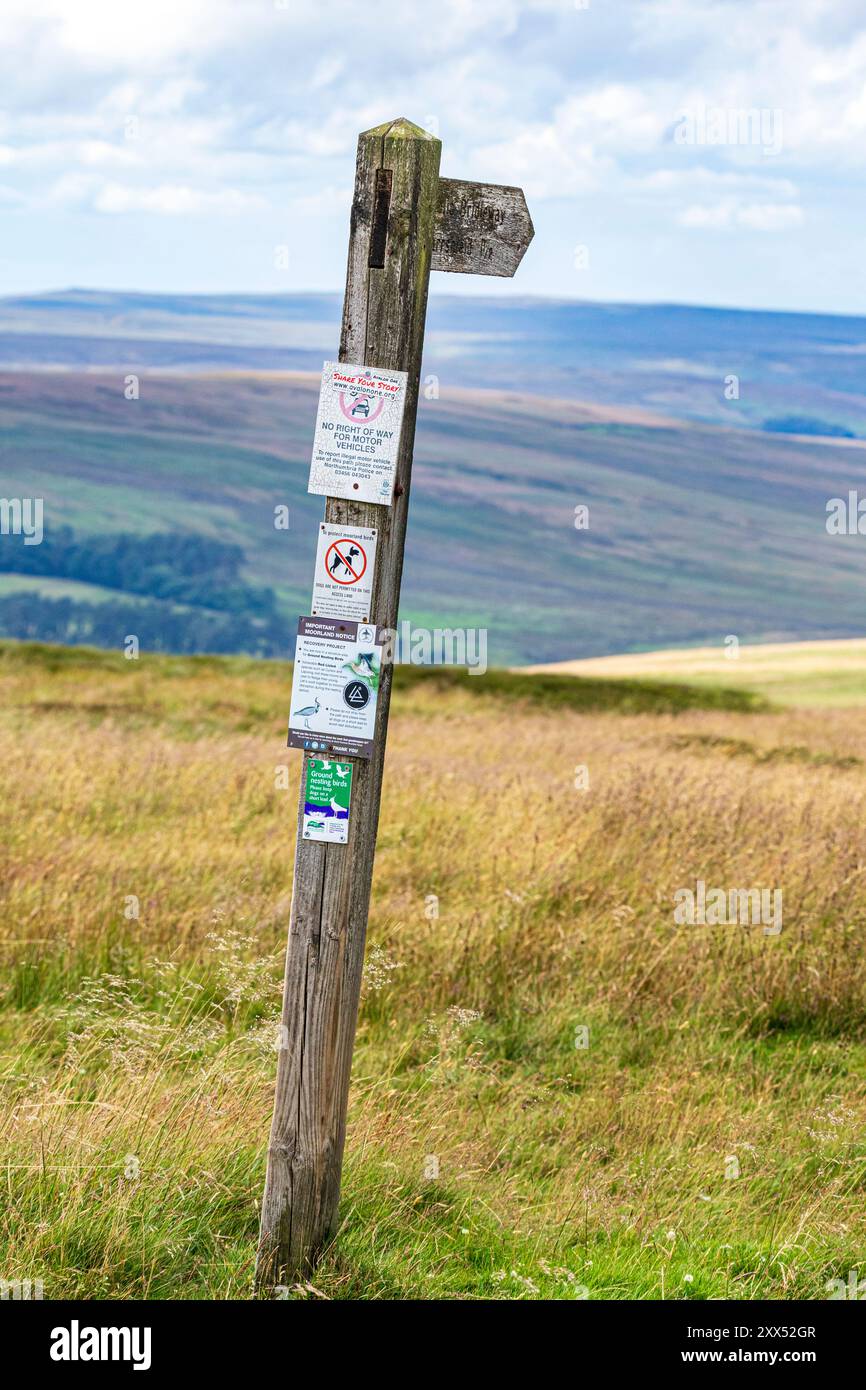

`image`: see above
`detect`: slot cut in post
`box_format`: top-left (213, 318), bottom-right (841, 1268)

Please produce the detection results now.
top-left (368, 168), bottom-right (392, 269)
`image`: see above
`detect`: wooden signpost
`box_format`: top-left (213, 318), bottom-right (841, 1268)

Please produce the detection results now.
top-left (433, 178), bottom-right (534, 276)
top-left (256, 118), bottom-right (533, 1289)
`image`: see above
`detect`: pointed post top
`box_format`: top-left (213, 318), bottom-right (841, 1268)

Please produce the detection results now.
top-left (360, 117), bottom-right (439, 142)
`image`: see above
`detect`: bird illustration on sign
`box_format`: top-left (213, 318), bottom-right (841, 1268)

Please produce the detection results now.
top-left (343, 651), bottom-right (378, 689)
top-left (293, 696), bottom-right (320, 728)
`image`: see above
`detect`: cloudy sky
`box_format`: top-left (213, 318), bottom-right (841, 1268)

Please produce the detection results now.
top-left (1, 0), bottom-right (864, 313)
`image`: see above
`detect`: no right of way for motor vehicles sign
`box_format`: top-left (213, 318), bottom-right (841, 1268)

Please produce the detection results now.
top-left (307, 361), bottom-right (407, 505)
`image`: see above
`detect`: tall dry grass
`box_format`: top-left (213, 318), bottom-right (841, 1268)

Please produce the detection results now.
top-left (1, 644), bottom-right (865, 1298)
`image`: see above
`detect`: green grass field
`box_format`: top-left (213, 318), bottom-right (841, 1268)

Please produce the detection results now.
top-left (1, 640), bottom-right (865, 1299)
top-left (528, 637), bottom-right (866, 708)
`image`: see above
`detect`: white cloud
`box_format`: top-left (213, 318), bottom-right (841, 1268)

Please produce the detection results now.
top-left (291, 185), bottom-right (353, 216)
top-left (93, 182), bottom-right (265, 215)
top-left (0, 0), bottom-right (861, 302)
top-left (309, 57), bottom-right (346, 92)
top-left (736, 201), bottom-right (804, 231)
top-left (639, 166), bottom-right (800, 199)
top-left (679, 198), bottom-right (804, 231)
top-left (2, 1), bottom-right (864, 209)
top-left (471, 85), bottom-right (668, 197)
top-left (0, 0), bottom-right (238, 65)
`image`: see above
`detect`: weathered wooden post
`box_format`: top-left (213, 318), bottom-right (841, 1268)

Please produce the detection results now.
top-left (256, 118), bottom-right (532, 1288)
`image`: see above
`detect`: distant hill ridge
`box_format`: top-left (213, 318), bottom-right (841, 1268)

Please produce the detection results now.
top-left (1, 288), bottom-right (865, 435)
top-left (1, 365), bottom-right (866, 664)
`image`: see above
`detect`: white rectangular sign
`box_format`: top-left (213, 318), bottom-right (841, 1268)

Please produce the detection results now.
top-left (307, 361), bottom-right (407, 505)
top-left (288, 617), bottom-right (385, 759)
top-left (311, 522), bottom-right (377, 622)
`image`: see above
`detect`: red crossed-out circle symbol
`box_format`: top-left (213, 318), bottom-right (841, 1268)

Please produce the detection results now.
top-left (339, 390), bottom-right (385, 423)
top-left (324, 538), bottom-right (368, 586)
